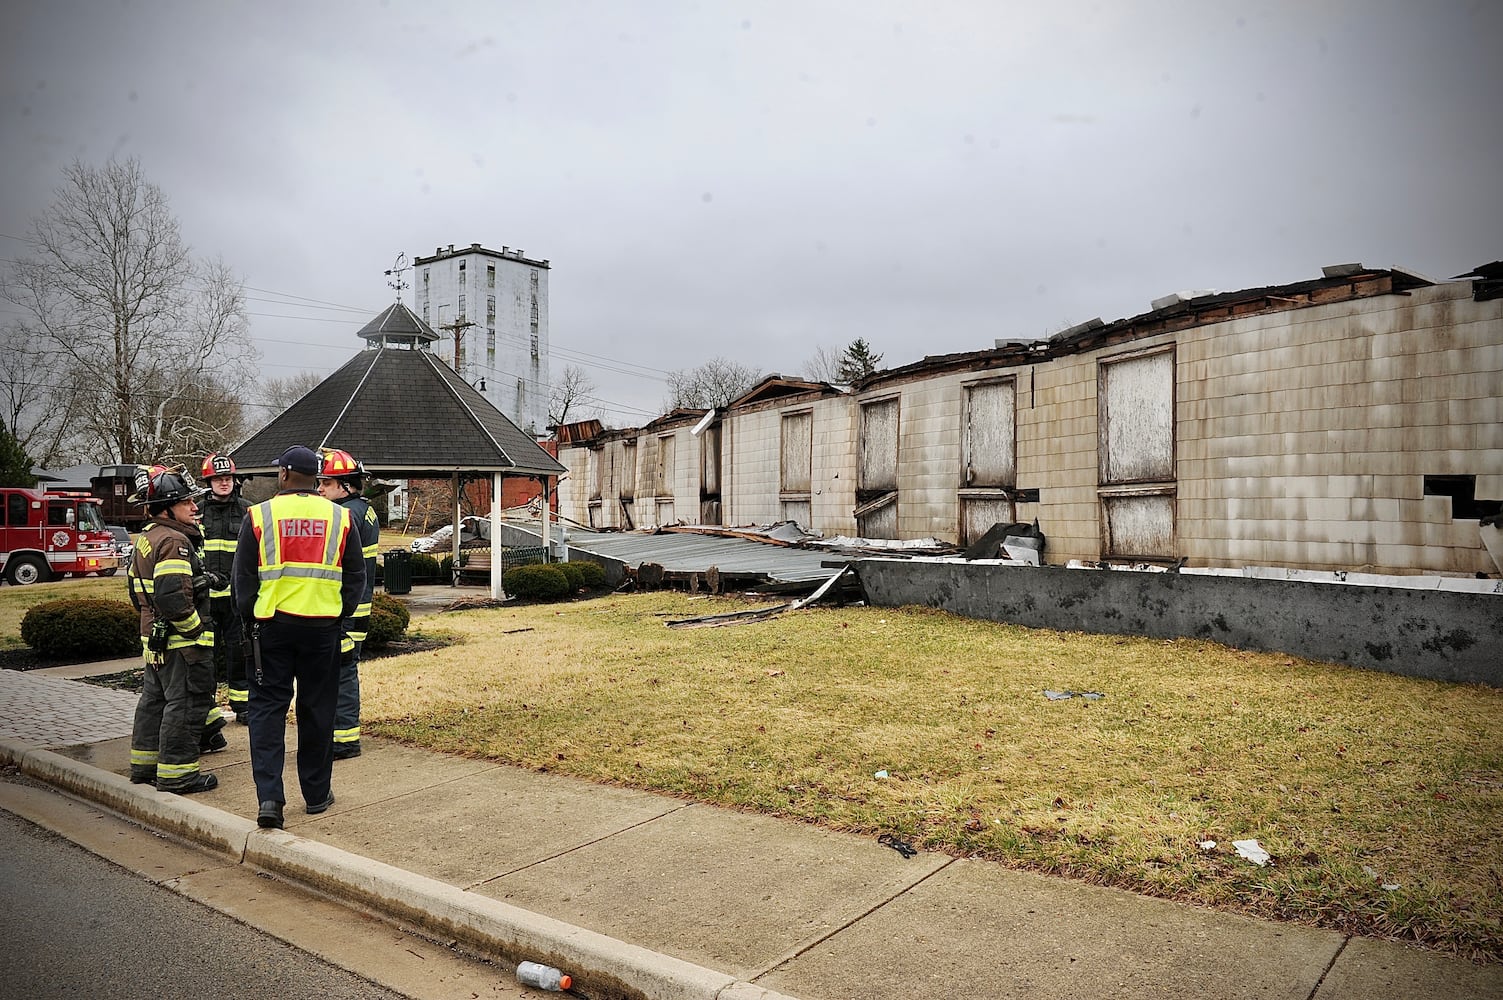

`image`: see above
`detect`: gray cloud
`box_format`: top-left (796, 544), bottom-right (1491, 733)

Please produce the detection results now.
top-left (3, 0), bottom-right (1499, 422)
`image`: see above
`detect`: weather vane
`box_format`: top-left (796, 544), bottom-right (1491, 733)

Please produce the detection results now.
top-left (384, 252), bottom-right (410, 304)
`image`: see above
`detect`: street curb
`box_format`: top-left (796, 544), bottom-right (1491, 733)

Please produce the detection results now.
top-left (0, 736), bottom-right (802, 1000)
top-left (1, 739), bottom-right (253, 860)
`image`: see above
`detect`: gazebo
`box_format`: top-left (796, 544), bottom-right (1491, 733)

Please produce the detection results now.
top-left (232, 302), bottom-right (567, 598)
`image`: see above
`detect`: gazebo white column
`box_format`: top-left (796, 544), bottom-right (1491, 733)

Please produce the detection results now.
top-left (450, 472), bottom-right (461, 586)
top-left (491, 472), bottom-right (505, 599)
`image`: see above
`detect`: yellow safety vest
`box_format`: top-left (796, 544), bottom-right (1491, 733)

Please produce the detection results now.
top-left (248, 492), bottom-right (350, 620)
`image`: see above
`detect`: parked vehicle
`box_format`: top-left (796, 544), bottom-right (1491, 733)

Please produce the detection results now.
top-left (0, 487), bottom-right (120, 585)
top-left (106, 525), bottom-right (133, 562)
top-left (84, 465), bottom-right (150, 531)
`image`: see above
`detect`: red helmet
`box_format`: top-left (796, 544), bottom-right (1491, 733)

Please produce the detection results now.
top-left (319, 448), bottom-right (365, 484)
top-left (202, 453), bottom-right (236, 479)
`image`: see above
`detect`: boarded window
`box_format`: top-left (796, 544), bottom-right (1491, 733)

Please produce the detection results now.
top-left (781, 499), bottom-right (811, 528)
top-left (656, 434), bottom-right (676, 498)
top-left (856, 492), bottom-right (898, 539)
top-left (1100, 350), bottom-right (1174, 484)
top-left (962, 379), bottom-right (1016, 488)
top-left (1101, 494), bottom-right (1175, 559)
top-left (858, 397), bottom-right (898, 493)
top-left (589, 450), bottom-right (603, 500)
top-left (700, 424), bottom-right (721, 497)
top-left (960, 496), bottom-right (1014, 548)
top-left (780, 411), bottom-right (812, 494)
top-left (1099, 347), bottom-right (1175, 559)
top-left (618, 443), bottom-right (636, 499)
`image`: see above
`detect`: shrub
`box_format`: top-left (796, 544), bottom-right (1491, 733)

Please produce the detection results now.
top-left (367, 591), bottom-right (411, 646)
top-left (21, 598), bottom-right (140, 659)
top-left (409, 553), bottom-right (441, 580)
top-left (556, 561), bottom-right (586, 590)
top-left (439, 554), bottom-right (454, 579)
top-left (573, 560), bottom-right (606, 589)
top-left (503, 563), bottom-right (571, 601)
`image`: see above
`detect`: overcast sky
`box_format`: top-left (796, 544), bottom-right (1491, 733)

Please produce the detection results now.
top-left (4, 0), bottom-right (1499, 426)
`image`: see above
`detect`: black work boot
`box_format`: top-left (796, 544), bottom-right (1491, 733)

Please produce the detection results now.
top-left (165, 772), bottom-right (219, 795)
top-left (257, 801), bottom-right (285, 829)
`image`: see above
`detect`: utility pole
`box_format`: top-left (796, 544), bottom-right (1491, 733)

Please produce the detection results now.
top-left (438, 315), bottom-right (476, 374)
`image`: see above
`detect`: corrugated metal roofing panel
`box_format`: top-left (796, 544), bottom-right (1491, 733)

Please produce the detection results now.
top-left (512, 526), bottom-right (840, 584)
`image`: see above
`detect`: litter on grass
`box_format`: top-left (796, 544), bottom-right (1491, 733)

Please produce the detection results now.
top-left (1233, 839), bottom-right (1272, 866)
top-left (1044, 690), bottom-right (1106, 701)
top-left (1199, 840), bottom-right (1217, 851)
top-left (873, 770), bottom-right (890, 779)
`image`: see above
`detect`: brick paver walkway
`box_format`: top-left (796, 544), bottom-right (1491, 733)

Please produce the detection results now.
top-left (0, 669), bottom-right (137, 747)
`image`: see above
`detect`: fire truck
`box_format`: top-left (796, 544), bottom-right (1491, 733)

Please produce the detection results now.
top-left (0, 487), bottom-right (121, 585)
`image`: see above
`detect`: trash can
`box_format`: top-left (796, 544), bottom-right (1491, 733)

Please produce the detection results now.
top-left (383, 549), bottom-right (412, 595)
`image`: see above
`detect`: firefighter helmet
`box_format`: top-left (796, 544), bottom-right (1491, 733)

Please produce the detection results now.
top-left (201, 453), bottom-right (236, 479)
top-left (129, 464), bottom-right (207, 509)
top-left (318, 448), bottom-right (365, 485)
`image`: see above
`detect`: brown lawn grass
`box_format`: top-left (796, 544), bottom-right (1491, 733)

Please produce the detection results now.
top-left (361, 591), bottom-right (1503, 961)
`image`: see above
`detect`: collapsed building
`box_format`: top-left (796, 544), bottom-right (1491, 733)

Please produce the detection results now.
top-left (557, 262), bottom-right (1501, 580)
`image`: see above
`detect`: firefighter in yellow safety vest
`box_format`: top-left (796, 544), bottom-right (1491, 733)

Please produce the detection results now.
top-left (232, 445), bottom-right (365, 830)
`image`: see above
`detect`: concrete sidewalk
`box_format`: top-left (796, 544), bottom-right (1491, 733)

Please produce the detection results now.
top-left (1, 667), bottom-right (1499, 999)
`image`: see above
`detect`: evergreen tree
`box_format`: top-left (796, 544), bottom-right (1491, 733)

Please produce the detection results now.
top-left (837, 338), bottom-right (885, 383)
top-left (0, 417), bottom-right (36, 488)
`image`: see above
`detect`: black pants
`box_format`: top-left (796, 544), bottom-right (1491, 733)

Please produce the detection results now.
top-left (210, 596), bottom-right (247, 711)
top-left (130, 646), bottom-right (215, 789)
top-left (245, 616), bottom-right (340, 808)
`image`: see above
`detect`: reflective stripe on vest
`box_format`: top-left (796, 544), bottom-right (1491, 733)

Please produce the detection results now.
top-left (248, 494), bottom-right (349, 619)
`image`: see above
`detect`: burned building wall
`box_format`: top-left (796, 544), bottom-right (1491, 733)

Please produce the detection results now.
top-left (724, 392), bottom-right (857, 535)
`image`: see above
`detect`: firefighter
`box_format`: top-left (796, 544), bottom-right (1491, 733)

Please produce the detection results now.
top-left (201, 452), bottom-right (251, 723)
top-left (126, 465), bottom-right (221, 794)
top-left (316, 448), bottom-right (380, 760)
top-left (232, 445), bottom-right (365, 830)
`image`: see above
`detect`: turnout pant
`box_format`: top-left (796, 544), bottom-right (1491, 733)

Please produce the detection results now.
top-left (210, 596), bottom-right (248, 716)
top-left (334, 639), bottom-right (362, 748)
top-left (130, 647), bottom-right (216, 789)
top-left (245, 616), bottom-right (341, 809)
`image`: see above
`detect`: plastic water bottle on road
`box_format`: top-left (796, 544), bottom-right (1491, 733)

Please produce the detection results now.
top-left (516, 960), bottom-right (572, 991)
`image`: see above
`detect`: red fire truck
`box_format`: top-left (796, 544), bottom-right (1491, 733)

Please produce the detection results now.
top-left (0, 487), bottom-right (121, 585)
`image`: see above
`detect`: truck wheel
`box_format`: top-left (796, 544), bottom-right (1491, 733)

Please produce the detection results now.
top-left (98, 568), bottom-right (119, 577)
top-left (6, 555), bottom-right (50, 586)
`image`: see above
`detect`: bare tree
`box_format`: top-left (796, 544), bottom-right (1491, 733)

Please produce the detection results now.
top-left (1, 158), bottom-right (259, 464)
top-left (548, 364), bottom-right (598, 428)
top-left (0, 321), bottom-right (80, 466)
top-left (801, 344), bottom-right (843, 383)
top-left (663, 356), bottom-right (760, 410)
top-left (261, 370), bottom-right (327, 415)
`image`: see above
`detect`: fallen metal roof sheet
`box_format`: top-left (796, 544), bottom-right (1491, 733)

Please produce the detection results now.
top-left (507, 524), bottom-right (842, 584)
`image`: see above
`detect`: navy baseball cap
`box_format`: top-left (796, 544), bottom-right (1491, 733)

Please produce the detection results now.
top-left (277, 445), bottom-right (321, 476)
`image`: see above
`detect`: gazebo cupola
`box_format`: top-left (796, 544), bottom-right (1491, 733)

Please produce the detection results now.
top-left (355, 302), bottom-right (441, 351)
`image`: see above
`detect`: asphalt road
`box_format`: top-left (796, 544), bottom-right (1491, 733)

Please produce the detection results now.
top-left (0, 807), bottom-right (410, 1000)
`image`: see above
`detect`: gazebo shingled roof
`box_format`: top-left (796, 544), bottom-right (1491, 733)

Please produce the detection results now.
top-left (232, 303), bottom-right (565, 478)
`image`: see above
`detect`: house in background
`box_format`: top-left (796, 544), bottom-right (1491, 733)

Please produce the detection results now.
top-left (557, 262), bottom-right (1502, 578)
